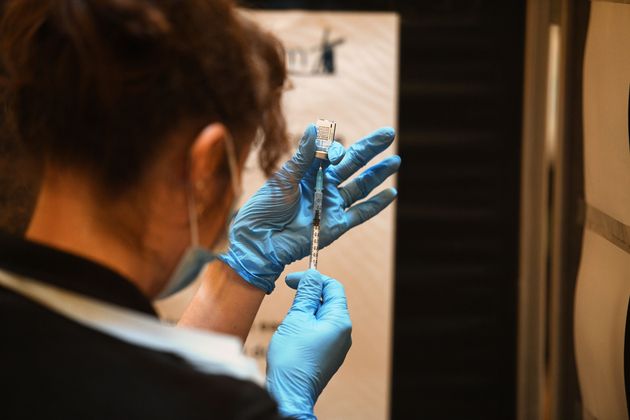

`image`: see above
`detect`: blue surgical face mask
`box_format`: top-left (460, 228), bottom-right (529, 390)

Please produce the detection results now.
top-left (157, 132), bottom-right (242, 299)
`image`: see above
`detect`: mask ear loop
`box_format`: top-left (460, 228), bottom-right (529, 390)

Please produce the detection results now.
top-left (189, 130), bottom-right (240, 250)
top-left (223, 131), bottom-right (242, 198)
top-left (188, 186), bottom-right (200, 247)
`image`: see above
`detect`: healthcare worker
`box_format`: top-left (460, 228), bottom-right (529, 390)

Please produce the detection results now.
top-left (0, 0), bottom-right (400, 419)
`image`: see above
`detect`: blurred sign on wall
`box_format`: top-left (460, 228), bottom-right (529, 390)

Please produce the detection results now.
top-left (157, 11), bottom-right (399, 420)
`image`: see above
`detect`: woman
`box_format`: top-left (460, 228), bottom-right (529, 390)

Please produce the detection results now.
top-left (0, 0), bottom-right (400, 419)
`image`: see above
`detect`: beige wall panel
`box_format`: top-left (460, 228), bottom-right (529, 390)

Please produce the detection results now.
top-left (583, 2), bottom-right (630, 223)
top-left (244, 12), bottom-right (399, 420)
top-left (577, 2), bottom-right (630, 419)
top-left (575, 230), bottom-right (629, 419)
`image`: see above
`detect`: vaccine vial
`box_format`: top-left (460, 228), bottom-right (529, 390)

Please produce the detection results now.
top-left (315, 119), bottom-right (336, 160)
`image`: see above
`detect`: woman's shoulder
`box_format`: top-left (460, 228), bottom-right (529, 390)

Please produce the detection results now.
top-left (0, 286), bottom-right (281, 419)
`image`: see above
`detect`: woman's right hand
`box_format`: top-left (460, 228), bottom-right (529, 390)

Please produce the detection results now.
top-left (266, 270), bottom-right (352, 420)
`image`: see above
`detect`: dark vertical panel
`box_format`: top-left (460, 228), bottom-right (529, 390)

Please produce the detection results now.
top-left (393, 2), bottom-right (524, 419)
top-left (557, 1), bottom-right (589, 418)
top-left (245, 1), bottom-right (525, 418)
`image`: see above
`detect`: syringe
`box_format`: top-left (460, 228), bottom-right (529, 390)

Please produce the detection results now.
top-left (309, 118), bottom-right (336, 270)
top-left (308, 164), bottom-right (324, 270)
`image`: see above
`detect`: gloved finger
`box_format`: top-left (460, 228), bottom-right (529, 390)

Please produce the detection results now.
top-left (289, 269), bottom-right (326, 315)
top-left (316, 277), bottom-right (350, 322)
top-left (327, 142), bottom-right (345, 165)
top-left (279, 125), bottom-right (317, 182)
top-left (345, 187), bottom-right (398, 230)
top-left (328, 127), bottom-right (396, 184)
top-left (302, 142), bottom-right (345, 184)
top-left (338, 155), bottom-right (401, 208)
top-left (285, 271), bottom-right (307, 289)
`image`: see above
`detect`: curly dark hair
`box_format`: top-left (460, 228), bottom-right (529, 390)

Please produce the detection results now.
top-left (0, 0), bottom-right (288, 196)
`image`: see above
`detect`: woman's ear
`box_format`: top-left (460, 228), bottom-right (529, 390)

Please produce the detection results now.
top-left (189, 123), bottom-right (229, 189)
top-left (188, 123), bottom-right (239, 248)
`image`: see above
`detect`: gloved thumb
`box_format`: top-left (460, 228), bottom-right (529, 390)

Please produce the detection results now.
top-left (279, 125), bottom-right (317, 182)
top-left (288, 269), bottom-right (325, 315)
top-left (285, 271), bottom-right (306, 289)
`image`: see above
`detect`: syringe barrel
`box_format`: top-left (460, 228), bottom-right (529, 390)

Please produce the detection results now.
top-left (309, 224), bottom-right (320, 270)
top-left (313, 190), bottom-right (323, 210)
top-left (315, 167), bottom-right (324, 191)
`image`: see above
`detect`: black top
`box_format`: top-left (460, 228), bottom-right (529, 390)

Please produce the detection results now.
top-left (0, 233), bottom-right (285, 420)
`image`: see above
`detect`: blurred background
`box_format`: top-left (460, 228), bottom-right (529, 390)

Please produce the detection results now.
top-left (2, 0), bottom-right (624, 419)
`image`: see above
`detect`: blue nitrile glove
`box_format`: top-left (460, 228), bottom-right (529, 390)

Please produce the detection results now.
top-left (266, 270), bottom-right (352, 420)
top-left (218, 124), bottom-right (400, 293)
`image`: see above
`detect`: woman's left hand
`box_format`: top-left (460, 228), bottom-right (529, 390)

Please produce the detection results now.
top-left (218, 124), bottom-right (400, 293)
